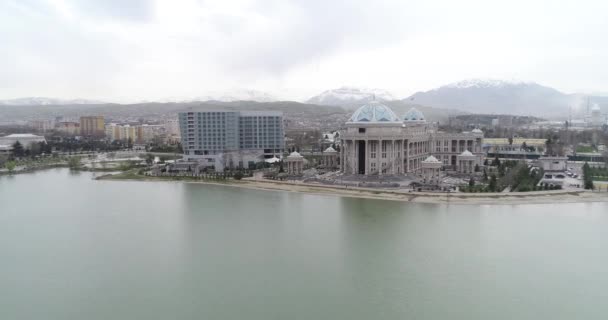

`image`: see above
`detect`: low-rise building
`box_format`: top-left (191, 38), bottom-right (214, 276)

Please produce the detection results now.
top-left (0, 144), bottom-right (13, 156)
top-left (538, 156), bottom-right (568, 171)
top-left (0, 134), bottom-right (46, 149)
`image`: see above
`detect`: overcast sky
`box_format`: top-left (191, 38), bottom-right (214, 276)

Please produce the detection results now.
top-left (1, 0), bottom-right (607, 102)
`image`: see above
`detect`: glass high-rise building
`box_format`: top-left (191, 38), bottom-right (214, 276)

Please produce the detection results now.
top-left (178, 111), bottom-right (284, 170)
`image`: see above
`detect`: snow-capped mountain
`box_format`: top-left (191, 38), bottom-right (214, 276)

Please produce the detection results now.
top-left (0, 97), bottom-right (106, 106)
top-left (307, 87), bottom-right (397, 106)
top-left (405, 79), bottom-right (585, 117)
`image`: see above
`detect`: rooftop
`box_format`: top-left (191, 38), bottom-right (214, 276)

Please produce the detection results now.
top-left (402, 107), bottom-right (426, 122)
top-left (348, 101), bottom-right (400, 123)
top-left (2, 133), bottom-right (44, 138)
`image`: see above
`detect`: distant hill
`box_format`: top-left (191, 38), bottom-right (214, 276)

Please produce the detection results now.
top-left (405, 79), bottom-right (608, 118)
top-left (307, 87), bottom-right (397, 106)
top-left (0, 100), bottom-right (344, 122)
top-left (0, 97), bottom-right (106, 106)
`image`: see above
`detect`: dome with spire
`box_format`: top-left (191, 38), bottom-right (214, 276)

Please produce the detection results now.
top-left (348, 101), bottom-right (400, 123)
top-left (402, 107), bottom-right (426, 122)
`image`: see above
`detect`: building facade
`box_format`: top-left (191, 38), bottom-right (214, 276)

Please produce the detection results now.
top-left (29, 120), bottom-right (55, 132)
top-left (80, 116), bottom-right (105, 137)
top-left (56, 121), bottom-right (80, 135)
top-left (340, 102), bottom-right (484, 175)
top-left (105, 124), bottom-right (142, 143)
top-left (179, 111), bottom-right (284, 171)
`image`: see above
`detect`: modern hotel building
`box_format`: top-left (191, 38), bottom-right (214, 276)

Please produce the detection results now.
top-left (179, 111), bottom-right (284, 171)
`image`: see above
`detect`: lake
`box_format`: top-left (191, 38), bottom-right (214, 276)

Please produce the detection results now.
top-left (1, 169), bottom-right (608, 319)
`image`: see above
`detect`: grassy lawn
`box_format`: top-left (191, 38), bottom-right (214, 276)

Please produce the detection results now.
top-left (576, 145), bottom-right (595, 153)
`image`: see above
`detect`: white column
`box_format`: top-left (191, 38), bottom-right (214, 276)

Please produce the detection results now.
top-left (365, 139), bottom-right (369, 175)
top-left (378, 140), bottom-right (383, 175)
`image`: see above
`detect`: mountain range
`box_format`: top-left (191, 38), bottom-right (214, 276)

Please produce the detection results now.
top-left (2, 80), bottom-right (606, 118)
top-left (405, 79), bottom-right (607, 118)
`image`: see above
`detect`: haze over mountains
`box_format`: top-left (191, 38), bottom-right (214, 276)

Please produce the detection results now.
top-left (405, 79), bottom-right (608, 118)
top-left (306, 87), bottom-right (396, 106)
top-left (2, 79), bottom-right (606, 119)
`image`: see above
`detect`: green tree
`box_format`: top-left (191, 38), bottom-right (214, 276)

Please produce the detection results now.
top-left (12, 141), bottom-right (24, 157)
top-left (469, 177), bottom-right (475, 187)
top-left (474, 164), bottom-right (480, 172)
top-left (29, 142), bottom-right (42, 157)
top-left (492, 155), bottom-right (501, 166)
top-left (482, 169), bottom-right (488, 182)
top-left (582, 162), bottom-right (595, 190)
top-left (145, 153), bottom-right (155, 166)
top-left (233, 172), bottom-right (244, 180)
top-left (67, 157), bottom-right (81, 169)
top-left (489, 174), bottom-right (498, 192)
top-left (5, 160), bottom-right (16, 172)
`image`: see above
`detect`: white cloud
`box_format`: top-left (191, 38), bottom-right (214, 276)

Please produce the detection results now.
top-left (1, 0), bottom-right (607, 102)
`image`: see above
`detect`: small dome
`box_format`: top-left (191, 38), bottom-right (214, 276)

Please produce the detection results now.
top-left (348, 101), bottom-right (400, 123)
top-left (324, 146), bottom-right (337, 153)
top-left (403, 107), bottom-right (426, 122)
top-left (287, 151), bottom-right (303, 158)
top-left (460, 150), bottom-right (474, 157)
top-left (472, 128), bottom-right (483, 133)
top-left (422, 155), bottom-right (440, 163)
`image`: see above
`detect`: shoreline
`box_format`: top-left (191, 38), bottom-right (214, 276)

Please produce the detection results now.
top-left (96, 173), bottom-right (608, 205)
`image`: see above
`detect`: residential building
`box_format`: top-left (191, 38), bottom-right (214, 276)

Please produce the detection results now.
top-left (56, 121), bottom-right (80, 135)
top-left (179, 111), bottom-right (284, 170)
top-left (140, 124), bottom-right (165, 143)
top-left (105, 124), bottom-right (142, 143)
top-left (29, 120), bottom-right (55, 132)
top-left (80, 116), bottom-right (105, 137)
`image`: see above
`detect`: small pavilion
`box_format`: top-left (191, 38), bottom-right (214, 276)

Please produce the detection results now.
top-left (457, 150), bottom-right (477, 173)
top-left (322, 146), bottom-right (339, 169)
top-left (421, 155), bottom-right (442, 184)
top-left (285, 151), bottom-right (304, 175)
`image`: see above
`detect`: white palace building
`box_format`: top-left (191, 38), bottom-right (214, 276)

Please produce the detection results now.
top-left (339, 101), bottom-right (484, 176)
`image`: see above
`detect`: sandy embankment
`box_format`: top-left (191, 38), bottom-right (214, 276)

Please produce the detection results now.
top-left (98, 173), bottom-right (608, 205)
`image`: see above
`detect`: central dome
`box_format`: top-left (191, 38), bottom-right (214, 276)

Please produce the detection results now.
top-left (348, 101), bottom-right (399, 123)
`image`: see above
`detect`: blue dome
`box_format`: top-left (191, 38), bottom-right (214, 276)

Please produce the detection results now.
top-left (403, 107), bottom-right (426, 122)
top-left (349, 101), bottom-right (399, 123)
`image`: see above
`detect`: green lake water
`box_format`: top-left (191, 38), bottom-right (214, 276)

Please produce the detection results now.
top-left (1, 169), bottom-right (607, 319)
